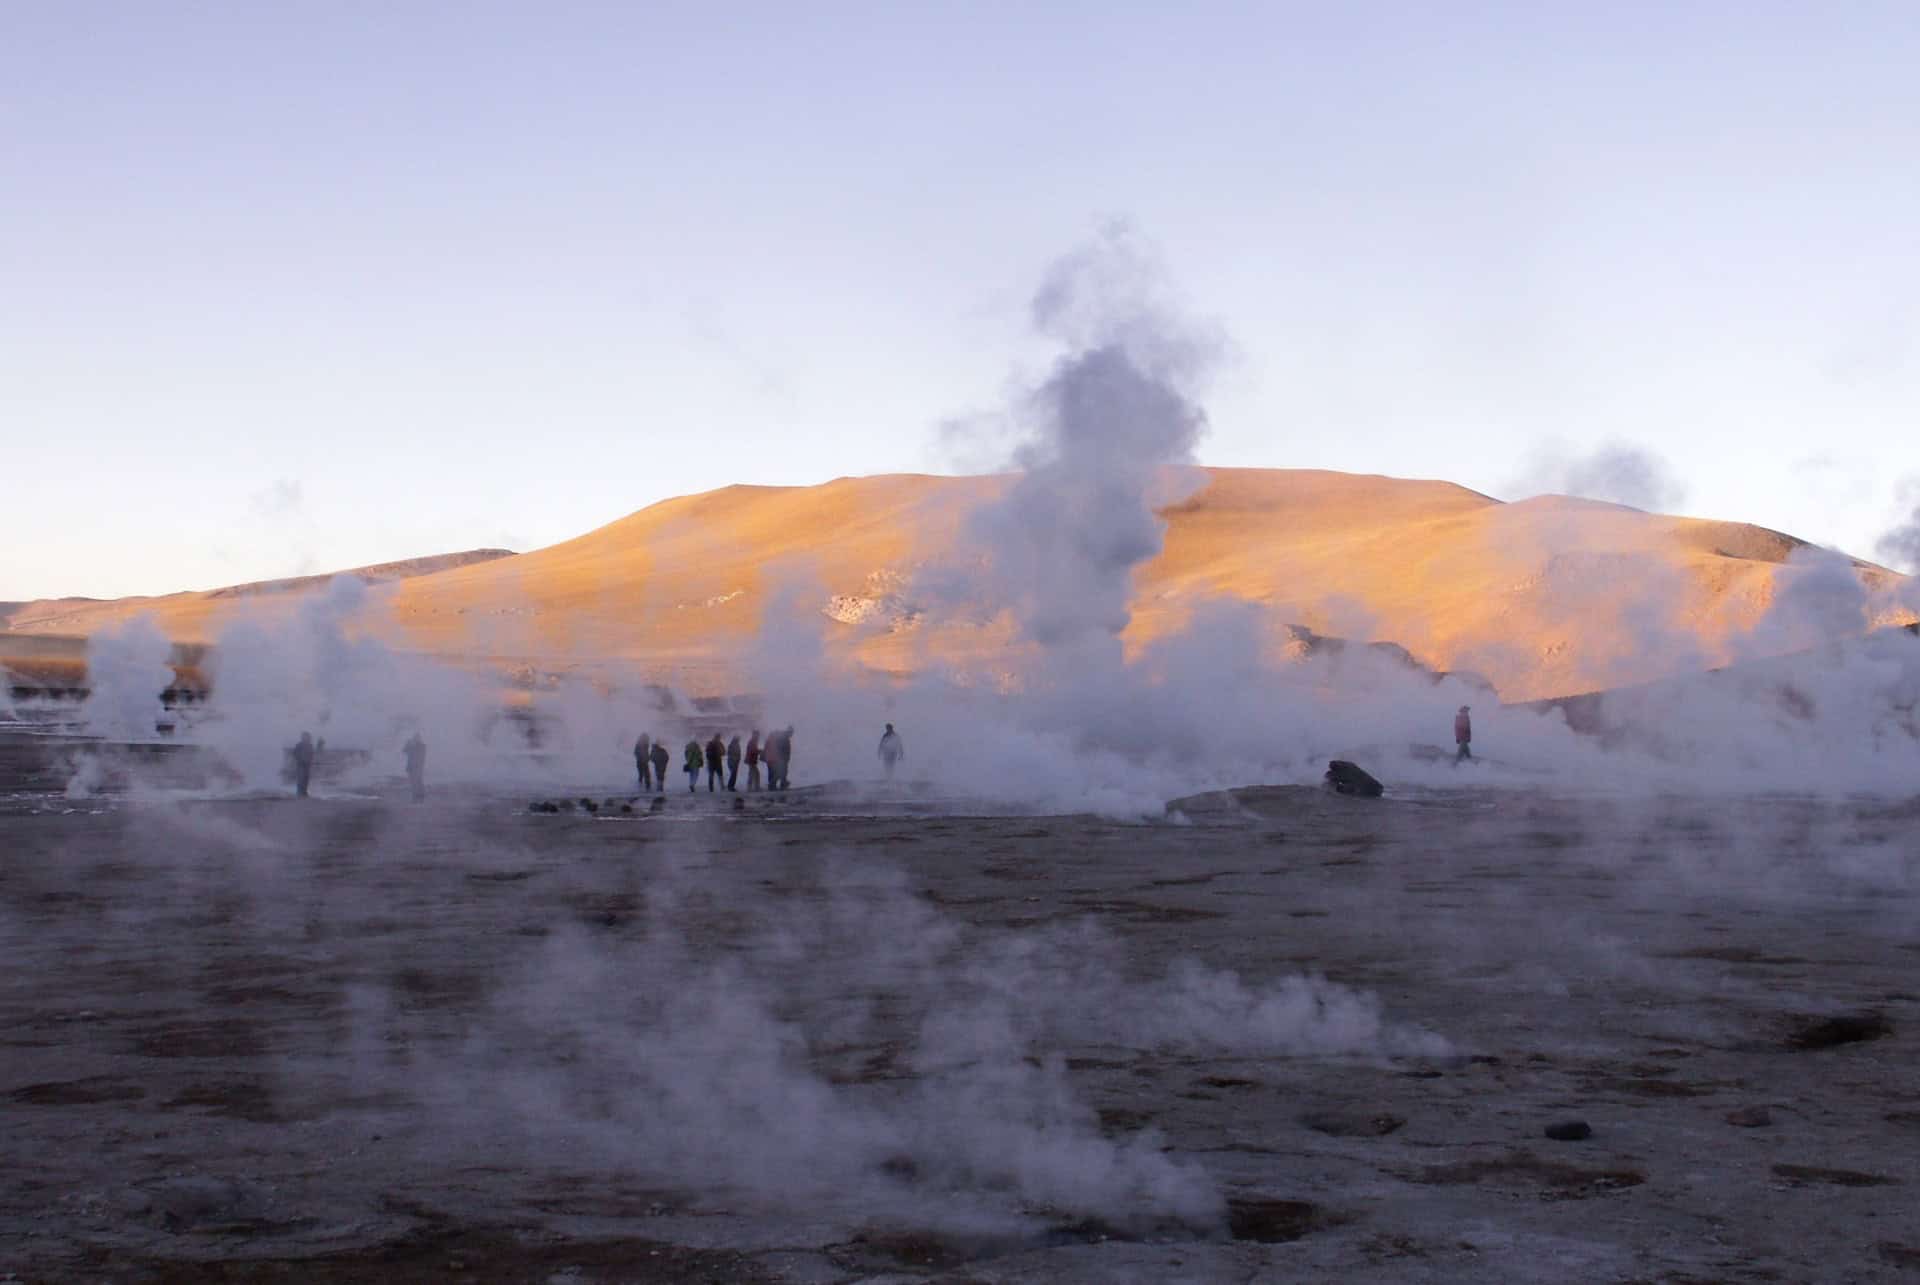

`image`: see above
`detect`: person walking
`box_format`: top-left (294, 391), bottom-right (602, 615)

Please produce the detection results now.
top-left (877, 723), bottom-right (903, 780)
top-left (289, 731), bottom-right (316, 798)
top-left (683, 739), bottom-right (704, 792)
top-left (402, 732), bottom-right (428, 802)
top-left (704, 733), bottom-right (726, 792)
top-left (634, 733), bottom-right (652, 791)
top-left (1454, 705), bottom-right (1473, 762)
top-left (649, 739), bottom-right (670, 794)
top-left (726, 734), bottom-right (742, 790)
top-left (744, 731), bottom-right (762, 791)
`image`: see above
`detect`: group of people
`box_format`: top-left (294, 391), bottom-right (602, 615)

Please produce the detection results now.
top-left (284, 729), bottom-right (428, 800)
top-left (632, 728), bottom-right (796, 794)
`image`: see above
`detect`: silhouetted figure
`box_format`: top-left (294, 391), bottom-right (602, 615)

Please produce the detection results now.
top-left (649, 740), bottom-right (670, 794)
top-left (683, 740), bottom-right (703, 792)
top-left (402, 732), bottom-right (427, 802)
top-left (744, 731), bottom-right (762, 790)
top-left (289, 731), bottom-right (315, 798)
top-left (1454, 705), bottom-right (1473, 762)
top-left (878, 723), bottom-right (903, 780)
top-left (634, 733), bottom-right (652, 790)
top-left (705, 734), bottom-right (725, 792)
top-left (766, 726), bottom-right (795, 791)
top-left (726, 734), bottom-right (742, 790)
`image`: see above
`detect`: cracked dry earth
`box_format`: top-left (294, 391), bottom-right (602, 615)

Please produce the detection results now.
top-left (2, 780), bottom-right (1917, 1283)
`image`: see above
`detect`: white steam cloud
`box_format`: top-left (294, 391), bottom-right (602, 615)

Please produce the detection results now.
top-left (1506, 441), bottom-right (1689, 513)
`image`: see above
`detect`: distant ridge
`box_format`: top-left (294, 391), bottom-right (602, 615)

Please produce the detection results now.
top-left (5, 471), bottom-right (1912, 703)
top-left (5, 549), bottom-right (516, 636)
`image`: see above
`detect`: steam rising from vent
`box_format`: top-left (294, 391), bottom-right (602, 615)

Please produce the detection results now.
top-left (959, 226), bottom-right (1216, 658)
top-left (1876, 477), bottom-right (1920, 574)
top-left (81, 615), bottom-right (174, 740)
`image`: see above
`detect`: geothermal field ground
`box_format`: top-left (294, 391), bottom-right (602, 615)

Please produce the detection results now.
top-left (4, 753), bottom-right (1918, 1283)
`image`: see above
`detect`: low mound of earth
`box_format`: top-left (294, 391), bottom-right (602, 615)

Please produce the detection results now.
top-left (7, 471), bottom-right (1913, 702)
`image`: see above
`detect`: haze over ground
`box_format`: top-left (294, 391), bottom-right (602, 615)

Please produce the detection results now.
top-left (6, 4), bottom-right (1920, 601)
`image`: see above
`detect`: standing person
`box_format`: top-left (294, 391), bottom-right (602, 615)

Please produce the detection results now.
top-left (649, 739), bottom-right (670, 795)
top-left (634, 733), bottom-right (652, 791)
top-left (1454, 705), bottom-right (1473, 762)
top-left (704, 733), bottom-right (725, 792)
top-left (683, 739), bottom-right (704, 792)
top-left (744, 731), bottom-right (762, 790)
top-left (289, 731), bottom-right (316, 798)
top-left (726, 734), bottom-right (742, 791)
top-left (771, 726), bottom-right (795, 790)
top-left (877, 723), bottom-right (903, 780)
top-left (761, 729), bottom-right (783, 792)
top-left (402, 732), bottom-right (427, 802)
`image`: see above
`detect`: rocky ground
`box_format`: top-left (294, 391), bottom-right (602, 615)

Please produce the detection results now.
top-left (2, 764), bottom-right (1917, 1283)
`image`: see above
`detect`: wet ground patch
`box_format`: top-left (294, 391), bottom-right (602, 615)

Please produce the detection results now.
top-left (1771, 1163), bottom-right (1901, 1188)
top-left (130, 1018), bottom-right (269, 1059)
top-left (1783, 1011), bottom-right (1892, 1050)
top-left (9, 1076), bottom-right (146, 1106)
top-left (104, 1224), bottom-right (776, 1285)
top-left (1410, 1150), bottom-right (1645, 1196)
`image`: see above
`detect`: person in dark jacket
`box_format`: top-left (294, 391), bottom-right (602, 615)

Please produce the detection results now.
top-left (402, 732), bottom-right (427, 801)
top-left (744, 731), bottom-right (762, 790)
top-left (683, 739), bottom-right (704, 792)
top-left (634, 733), bottom-right (652, 791)
top-left (705, 734), bottom-right (726, 792)
top-left (1454, 705), bottom-right (1473, 762)
top-left (726, 734), bottom-right (742, 790)
top-left (877, 723), bottom-right (903, 780)
top-left (649, 739), bottom-right (670, 794)
top-left (289, 731), bottom-right (315, 798)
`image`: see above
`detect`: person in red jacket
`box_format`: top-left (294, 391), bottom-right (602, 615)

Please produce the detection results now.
top-left (744, 731), bottom-right (762, 790)
top-left (1454, 705), bottom-right (1473, 762)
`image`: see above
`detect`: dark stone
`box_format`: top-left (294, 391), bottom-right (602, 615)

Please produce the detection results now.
top-left (1725, 1105), bottom-right (1773, 1128)
top-left (579, 797), bottom-right (598, 814)
top-left (1324, 760), bottom-right (1383, 797)
top-left (648, 797), bottom-right (666, 814)
top-left (1544, 1120), bottom-right (1592, 1141)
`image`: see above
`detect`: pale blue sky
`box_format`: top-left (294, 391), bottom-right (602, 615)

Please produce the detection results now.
top-left (4, 1), bottom-right (1918, 599)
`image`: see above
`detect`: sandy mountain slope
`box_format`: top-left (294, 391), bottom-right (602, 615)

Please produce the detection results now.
top-left (8, 471), bottom-right (1912, 703)
top-left (3, 550), bottom-right (516, 641)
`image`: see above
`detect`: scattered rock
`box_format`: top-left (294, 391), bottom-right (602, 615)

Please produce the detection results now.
top-left (1725, 1105), bottom-right (1773, 1128)
top-left (1544, 1120), bottom-right (1592, 1142)
top-left (578, 798), bottom-right (598, 814)
top-left (1324, 760), bottom-right (1384, 798)
top-left (648, 796), bottom-right (666, 813)
top-left (1785, 1010), bottom-right (1891, 1050)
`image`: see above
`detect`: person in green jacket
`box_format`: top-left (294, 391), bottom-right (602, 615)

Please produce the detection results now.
top-left (683, 740), bottom-right (704, 793)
